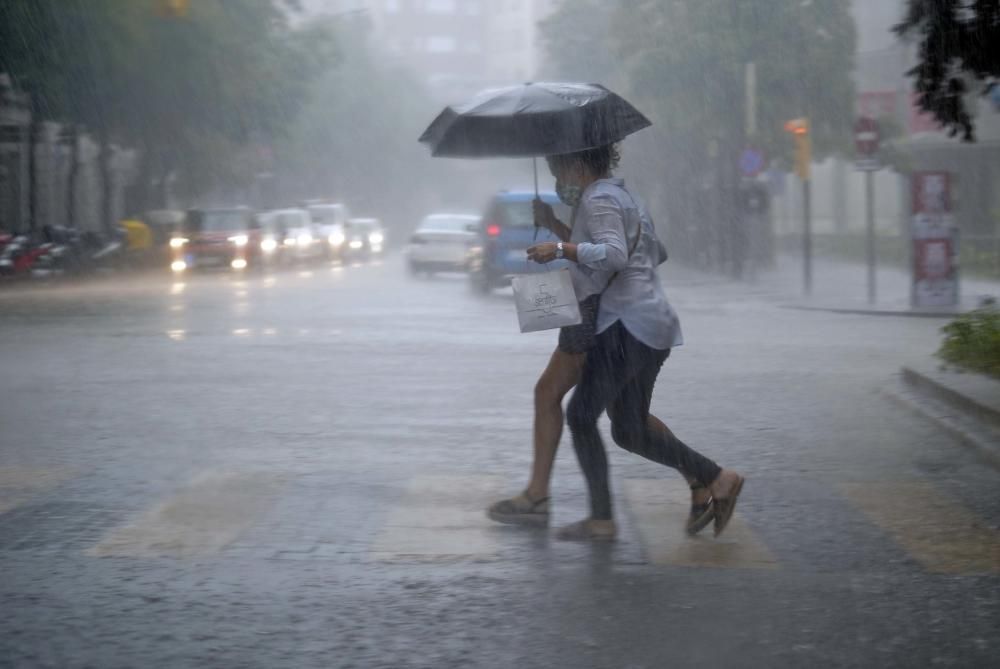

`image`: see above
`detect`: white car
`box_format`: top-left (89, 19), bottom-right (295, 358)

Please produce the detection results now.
top-left (306, 203), bottom-right (350, 258)
top-left (406, 213), bottom-right (480, 274)
top-left (269, 208), bottom-right (323, 262)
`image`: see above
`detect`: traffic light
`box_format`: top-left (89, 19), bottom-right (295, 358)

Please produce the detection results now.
top-left (784, 118), bottom-right (811, 180)
top-left (154, 0), bottom-right (189, 18)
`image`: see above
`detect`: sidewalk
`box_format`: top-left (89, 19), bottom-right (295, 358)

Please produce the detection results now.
top-left (756, 253), bottom-right (1000, 317)
top-left (681, 252), bottom-right (1000, 467)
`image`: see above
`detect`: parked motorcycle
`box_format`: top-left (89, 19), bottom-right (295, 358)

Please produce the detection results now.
top-left (0, 234), bottom-right (50, 278)
top-left (30, 225), bottom-right (128, 277)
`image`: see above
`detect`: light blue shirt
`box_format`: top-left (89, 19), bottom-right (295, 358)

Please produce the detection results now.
top-left (570, 178), bottom-right (683, 350)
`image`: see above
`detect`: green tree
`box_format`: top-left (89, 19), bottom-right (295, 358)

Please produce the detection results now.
top-left (539, 0), bottom-right (856, 269)
top-left (894, 0), bottom-right (1000, 141)
top-left (609, 0), bottom-right (856, 166)
top-left (0, 0), bottom-right (332, 207)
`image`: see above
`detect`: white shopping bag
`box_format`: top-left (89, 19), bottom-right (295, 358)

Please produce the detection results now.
top-left (511, 268), bottom-right (582, 333)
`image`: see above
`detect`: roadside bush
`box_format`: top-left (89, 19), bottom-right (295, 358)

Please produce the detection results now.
top-left (937, 308), bottom-right (1000, 378)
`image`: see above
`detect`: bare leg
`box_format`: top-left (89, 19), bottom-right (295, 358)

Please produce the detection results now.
top-left (524, 348), bottom-right (585, 501)
top-left (487, 347), bottom-right (585, 526)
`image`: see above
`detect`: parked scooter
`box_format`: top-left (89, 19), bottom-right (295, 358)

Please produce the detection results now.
top-left (30, 226), bottom-right (81, 277)
top-left (31, 224), bottom-right (128, 277)
top-left (0, 234), bottom-right (50, 278)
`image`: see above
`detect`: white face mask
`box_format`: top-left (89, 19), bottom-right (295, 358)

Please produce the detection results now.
top-left (555, 179), bottom-right (583, 207)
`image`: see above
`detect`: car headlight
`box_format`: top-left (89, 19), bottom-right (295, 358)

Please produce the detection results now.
top-left (328, 231), bottom-right (345, 247)
top-left (349, 239), bottom-right (363, 250)
top-left (229, 234), bottom-right (249, 247)
top-left (368, 232), bottom-right (384, 245)
top-left (169, 237), bottom-right (189, 249)
top-left (297, 233), bottom-right (313, 246)
top-left (284, 237), bottom-right (297, 246)
top-left (261, 238), bottom-right (278, 253)
top-left (171, 260), bottom-right (187, 272)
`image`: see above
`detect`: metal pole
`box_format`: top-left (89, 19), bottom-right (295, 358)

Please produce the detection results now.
top-left (27, 120), bottom-right (37, 236)
top-left (66, 125), bottom-right (78, 229)
top-left (803, 177), bottom-right (812, 295)
top-left (865, 169), bottom-right (876, 303)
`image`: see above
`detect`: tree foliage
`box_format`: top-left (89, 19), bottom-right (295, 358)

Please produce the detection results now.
top-left (0, 0), bottom-right (334, 201)
top-left (541, 0), bottom-right (856, 165)
top-left (894, 0), bottom-right (1000, 141)
top-left (540, 0), bottom-right (856, 267)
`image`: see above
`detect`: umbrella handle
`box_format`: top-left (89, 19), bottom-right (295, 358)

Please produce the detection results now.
top-left (532, 157), bottom-right (539, 241)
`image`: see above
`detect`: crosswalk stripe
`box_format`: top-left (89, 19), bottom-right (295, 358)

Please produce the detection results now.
top-left (623, 478), bottom-right (777, 569)
top-left (840, 481), bottom-right (1000, 575)
top-left (370, 475), bottom-right (505, 562)
top-left (0, 466), bottom-right (73, 515)
top-left (89, 471), bottom-right (285, 558)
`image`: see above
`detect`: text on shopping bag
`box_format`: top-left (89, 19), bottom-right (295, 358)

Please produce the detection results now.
top-left (511, 268), bottom-right (582, 333)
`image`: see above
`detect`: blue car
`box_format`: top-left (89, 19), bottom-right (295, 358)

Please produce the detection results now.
top-left (468, 190), bottom-right (573, 294)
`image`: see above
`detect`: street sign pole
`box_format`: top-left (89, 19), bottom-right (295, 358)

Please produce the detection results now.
top-left (804, 177), bottom-right (811, 295)
top-left (854, 116), bottom-right (881, 304)
top-left (865, 169), bottom-right (875, 303)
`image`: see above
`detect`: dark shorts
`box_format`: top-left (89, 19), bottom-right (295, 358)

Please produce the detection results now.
top-left (558, 294), bottom-right (601, 354)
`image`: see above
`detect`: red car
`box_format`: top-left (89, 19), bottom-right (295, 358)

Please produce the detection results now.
top-left (170, 207), bottom-right (260, 273)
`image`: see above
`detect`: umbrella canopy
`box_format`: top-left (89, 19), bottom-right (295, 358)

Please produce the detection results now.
top-left (418, 82), bottom-right (651, 158)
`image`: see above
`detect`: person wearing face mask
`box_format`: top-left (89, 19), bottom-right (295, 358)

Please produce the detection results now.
top-left (488, 144), bottom-right (741, 538)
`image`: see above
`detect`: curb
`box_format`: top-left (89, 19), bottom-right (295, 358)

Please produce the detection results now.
top-left (901, 364), bottom-right (1000, 432)
top-left (782, 304), bottom-right (967, 319)
top-left (882, 385), bottom-right (1000, 470)
top-left (889, 362), bottom-right (1000, 469)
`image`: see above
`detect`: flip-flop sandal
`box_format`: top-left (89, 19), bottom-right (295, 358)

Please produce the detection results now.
top-left (487, 493), bottom-right (550, 527)
top-left (555, 519), bottom-right (617, 542)
top-left (686, 482), bottom-right (714, 536)
top-left (713, 476), bottom-right (745, 538)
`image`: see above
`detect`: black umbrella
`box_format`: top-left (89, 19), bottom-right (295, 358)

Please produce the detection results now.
top-left (419, 82), bottom-right (651, 160)
top-left (419, 82), bottom-right (651, 239)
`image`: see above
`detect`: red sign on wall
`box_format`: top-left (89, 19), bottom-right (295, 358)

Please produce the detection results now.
top-left (857, 91), bottom-right (897, 119)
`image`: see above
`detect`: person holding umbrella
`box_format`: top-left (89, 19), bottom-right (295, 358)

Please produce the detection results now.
top-left (485, 148), bottom-right (717, 536)
top-left (419, 83), bottom-right (744, 538)
top-left (523, 146), bottom-right (745, 540)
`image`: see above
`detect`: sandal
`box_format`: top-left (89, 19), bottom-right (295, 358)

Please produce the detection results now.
top-left (713, 475), bottom-right (745, 538)
top-left (686, 482), bottom-right (714, 536)
top-left (555, 518), bottom-right (617, 542)
top-left (487, 492), bottom-right (550, 527)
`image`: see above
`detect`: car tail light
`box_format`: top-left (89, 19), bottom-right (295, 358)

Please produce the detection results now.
top-left (486, 223), bottom-right (501, 237)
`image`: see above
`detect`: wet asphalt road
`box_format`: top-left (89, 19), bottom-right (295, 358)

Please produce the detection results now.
top-left (0, 253), bottom-right (998, 668)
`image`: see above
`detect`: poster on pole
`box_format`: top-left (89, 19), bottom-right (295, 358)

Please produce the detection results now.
top-left (911, 171), bottom-right (958, 308)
